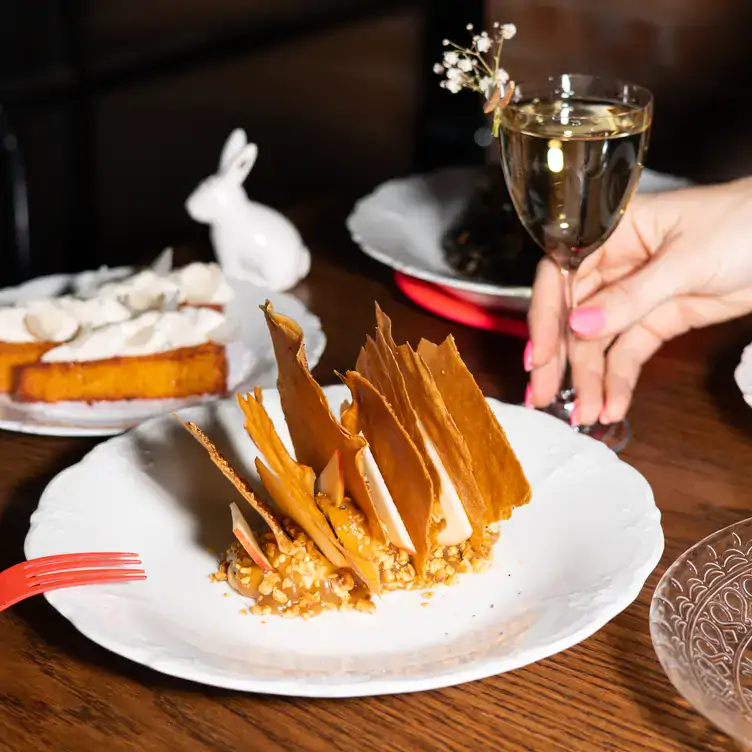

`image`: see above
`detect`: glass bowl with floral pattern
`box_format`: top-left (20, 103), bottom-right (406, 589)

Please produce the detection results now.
top-left (651, 518), bottom-right (752, 747)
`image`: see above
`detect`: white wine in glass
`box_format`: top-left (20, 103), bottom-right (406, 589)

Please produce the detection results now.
top-left (498, 74), bottom-right (653, 451)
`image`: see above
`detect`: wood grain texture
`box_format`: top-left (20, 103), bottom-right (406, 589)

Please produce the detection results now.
top-left (0, 200), bottom-right (749, 751)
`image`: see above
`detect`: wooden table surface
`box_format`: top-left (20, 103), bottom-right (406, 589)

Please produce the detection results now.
top-left (1, 201), bottom-right (751, 752)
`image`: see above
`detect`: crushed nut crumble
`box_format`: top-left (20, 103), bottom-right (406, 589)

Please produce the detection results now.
top-left (216, 517), bottom-right (499, 620)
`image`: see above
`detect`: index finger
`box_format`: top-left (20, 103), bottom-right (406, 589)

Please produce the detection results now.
top-left (527, 258), bottom-right (563, 370)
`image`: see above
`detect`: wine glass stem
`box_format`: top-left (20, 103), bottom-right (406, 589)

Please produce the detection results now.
top-left (558, 266), bottom-right (578, 416)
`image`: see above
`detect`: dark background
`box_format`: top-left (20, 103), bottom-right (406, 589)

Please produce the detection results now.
top-left (1, 0), bottom-right (750, 286)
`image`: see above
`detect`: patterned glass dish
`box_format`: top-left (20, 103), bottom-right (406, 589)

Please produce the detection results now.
top-left (651, 518), bottom-right (752, 747)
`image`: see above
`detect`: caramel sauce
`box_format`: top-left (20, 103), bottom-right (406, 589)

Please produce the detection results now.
top-left (225, 523), bottom-right (374, 618)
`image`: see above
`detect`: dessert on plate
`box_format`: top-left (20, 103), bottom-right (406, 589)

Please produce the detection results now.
top-left (442, 167), bottom-right (542, 286)
top-left (13, 307), bottom-right (235, 403)
top-left (0, 255), bottom-right (239, 403)
top-left (180, 300), bottom-right (531, 619)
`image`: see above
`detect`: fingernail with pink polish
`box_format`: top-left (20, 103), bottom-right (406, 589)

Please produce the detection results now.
top-left (524, 384), bottom-right (533, 407)
top-left (569, 307), bottom-right (605, 336)
top-left (569, 402), bottom-right (579, 427)
top-left (523, 340), bottom-right (533, 372)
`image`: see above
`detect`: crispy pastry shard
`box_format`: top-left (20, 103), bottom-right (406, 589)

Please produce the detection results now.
top-left (236, 391), bottom-right (345, 568)
top-left (237, 390), bottom-right (381, 594)
top-left (343, 371), bottom-right (435, 575)
top-left (338, 397), bottom-right (417, 553)
top-left (418, 336), bottom-right (532, 520)
top-left (261, 301), bottom-right (383, 539)
top-left (356, 329), bottom-right (441, 503)
top-left (368, 304), bottom-right (444, 513)
top-left (175, 415), bottom-right (293, 553)
top-left (395, 343), bottom-right (488, 550)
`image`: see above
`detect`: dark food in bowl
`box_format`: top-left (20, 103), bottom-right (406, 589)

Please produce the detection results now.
top-left (442, 168), bottom-right (543, 286)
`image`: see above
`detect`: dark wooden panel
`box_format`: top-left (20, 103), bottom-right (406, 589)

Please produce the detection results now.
top-left (92, 10), bottom-right (422, 267)
top-left (80, 0), bottom-right (376, 64)
top-left (486, 0), bottom-right (752, 182)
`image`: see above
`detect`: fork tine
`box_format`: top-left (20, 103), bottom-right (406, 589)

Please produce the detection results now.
top-left (33, 574), bottom-right (147, 595)
top-left (30, 568), bottom-right (147, 588)
top-left (24, 552), bottom-right (139, 571)
top-left (26, 555), bottom-right (142, 576)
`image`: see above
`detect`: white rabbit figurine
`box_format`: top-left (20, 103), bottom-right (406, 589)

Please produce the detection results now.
top-left (185, 129), bottom-right (311, 292)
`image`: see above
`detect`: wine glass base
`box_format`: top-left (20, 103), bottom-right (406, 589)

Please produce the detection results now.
top-left (575, 419), bottom-right (631, 454)
top-left (532, 399), bottom-right (631, 453)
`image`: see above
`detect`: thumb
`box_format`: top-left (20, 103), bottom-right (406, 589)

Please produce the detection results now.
top-left (569, 250), bottom-right (679, 340)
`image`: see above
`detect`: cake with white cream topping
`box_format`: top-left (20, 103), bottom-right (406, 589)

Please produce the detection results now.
top-left (0, 258), bottom-right (237, 402)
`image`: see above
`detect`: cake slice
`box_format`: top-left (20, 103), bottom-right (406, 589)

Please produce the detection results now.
top-left (12, 307), bottom-right (233, 403)
top-left (0, 295), bottom-right (135, 393)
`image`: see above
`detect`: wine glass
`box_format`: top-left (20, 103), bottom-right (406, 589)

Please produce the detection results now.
top-left (498, 73), bottom-right (653, 452)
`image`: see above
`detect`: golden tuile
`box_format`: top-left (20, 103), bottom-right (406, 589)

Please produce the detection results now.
top-left (261, 301), bottom-right (384, 540)
top-left (356, 332), bottom-right (441, 501)
top-left (236, 391), bottom-right (345, 566)
top-left (370, 304), bottom-right (443, 521)
top-left (174, 415), bottom-right (293, 553)
top-left (237, 390), bottom-right (381, 594)
top-left (395, 343), bottom-right (488, 550)
top-left (343, 370), bottom-right (434, 575)
top-left (418, 335), bottom-right (532, 521)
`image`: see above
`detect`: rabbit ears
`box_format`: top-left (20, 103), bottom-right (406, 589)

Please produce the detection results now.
top-left (218, 128), bottom-right (258, 184)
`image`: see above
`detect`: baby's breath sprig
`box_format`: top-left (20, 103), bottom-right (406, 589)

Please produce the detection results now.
top-left (434, 21), bottom-right (517, 137)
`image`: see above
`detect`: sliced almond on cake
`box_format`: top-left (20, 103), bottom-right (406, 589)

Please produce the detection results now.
top-left (175, 415), bottom-right (293, 553)
top-left (261, 301), bottom-right (383, 540)
top-left (418, 335), bottom-right (532, 521)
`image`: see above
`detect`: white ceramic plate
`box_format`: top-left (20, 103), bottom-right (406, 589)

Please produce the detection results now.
top-left (347, 167), bottom-right (692, 311)
top-left (0, 276), bottom-right (325, 437)
top-left (24, 384), bottom-right (663, 697)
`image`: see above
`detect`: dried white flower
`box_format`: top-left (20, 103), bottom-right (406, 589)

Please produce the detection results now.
top-left (433, 19), bottom-right (517, 128)
top-left (476, 36), bottom-right (492, 53)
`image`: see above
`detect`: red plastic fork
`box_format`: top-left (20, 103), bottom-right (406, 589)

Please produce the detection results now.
top-left (0, 552), bottom-right (146, 613)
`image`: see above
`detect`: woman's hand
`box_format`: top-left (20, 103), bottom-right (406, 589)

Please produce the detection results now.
top-left (526, 176), bottom-right (752, 426)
